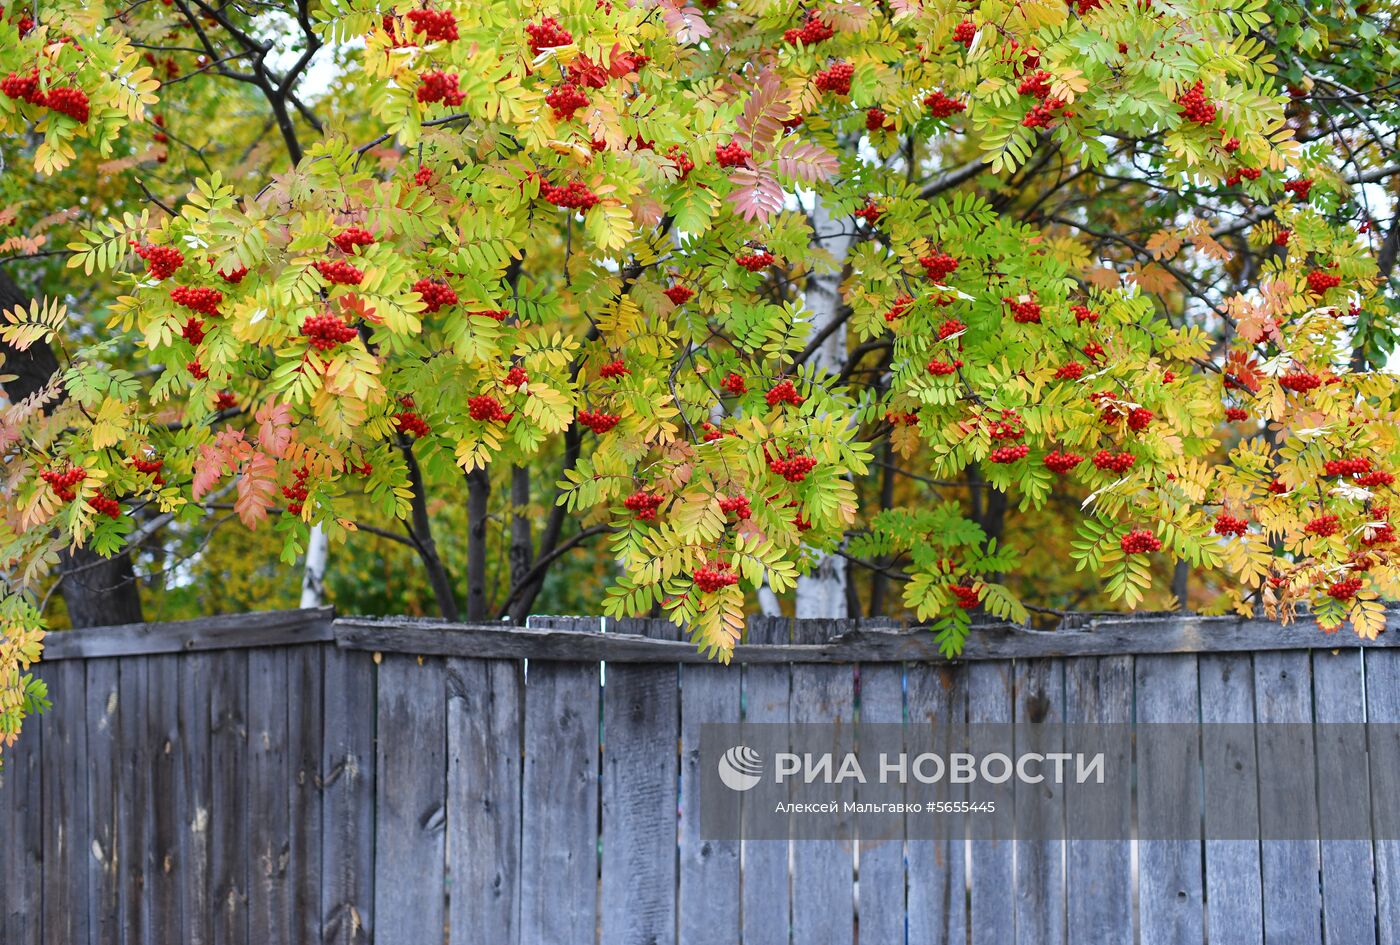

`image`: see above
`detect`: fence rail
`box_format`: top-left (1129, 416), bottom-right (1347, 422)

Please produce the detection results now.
top-left (3, 607), bottom-right (1399, 945)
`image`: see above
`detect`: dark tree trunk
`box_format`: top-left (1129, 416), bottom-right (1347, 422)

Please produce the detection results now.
top-left (466, 467), bottom-right (490, 621)
top-left (508, 466), bottom-right (532, 591)
top-left (1, 269), bottom-right (144, 627)
top-left (399, 439), bottom-right (459, 621)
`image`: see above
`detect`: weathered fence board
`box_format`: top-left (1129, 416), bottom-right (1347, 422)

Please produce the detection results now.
top-left (6, 607), bottom-right (1400, 945)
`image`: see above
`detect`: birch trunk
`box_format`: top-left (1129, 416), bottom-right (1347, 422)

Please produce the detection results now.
top-left (299, 524), bottom-right (329, 608)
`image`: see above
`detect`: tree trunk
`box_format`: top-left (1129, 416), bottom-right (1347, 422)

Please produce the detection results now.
top-left (508, 466), bottom-right (532, 593)
top-left (794, 193), bottom-right (854, 619)
top-left (400, 440), bottom-right (460, 621)
top-left (466, 467), bottom-right (490, 621)
top-left (1, 268), bottom-right (144, 627)
top-left (300, 524), bottom-right (329, 608)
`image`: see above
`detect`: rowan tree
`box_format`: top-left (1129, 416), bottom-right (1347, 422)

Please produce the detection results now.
top-left (3, 0), bottom-right (1399, 753)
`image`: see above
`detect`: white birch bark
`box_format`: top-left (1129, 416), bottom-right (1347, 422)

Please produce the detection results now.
top-left (299, 523), bottom-right (329, 608)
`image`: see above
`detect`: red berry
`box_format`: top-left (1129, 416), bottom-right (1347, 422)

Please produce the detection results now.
top-left (1018, 70), bottom-right (1053, 99)
top-left (989, 443), bottom-right (1029, 464)
top-left (768, 447), bottom-right (816, 482)
top-left (1279, 372), bottom-right (1323, 392)
top-left (1283, 179), bottom-right (1312, 201)
top-left (1044, 450), bottom-right (1083, 473)
top-left (1127, 407), bottom-right (1154, 432)
top-left (765, 380), bottom-right (804, 407)
top-left (314, 259), bottom-right (365, 286)
top-left (1213, 514), bottom-right (1248, 537)
top-left (1306, 269), bottom-right (1341, 295)
top-left (715, 141), bottom-right (751, 168)
top-left (950, 584), bottom-right (980, 609)
top-left (469, 395), bottom-right (514, 424)
top-left (664, 284), bottom-right (694, 305)
top-left (1055, 361), bottom-right (1085, 380)
top-left (41, 466), bottom-right (88, 501)
top-left (416, 70), bottom-right (465, 105)
top-left (525, 17), bottom-right (573, 54)
top-left (919, 251), bottom-right (959, 283)
top-left (1003, 295), bottom-right (1041, 324)
top-left (693, 566), bottom-right (740, 592)
top-left (665, 146), bottom-right (695, 180)
top-left (1093, 449), bottom-right (1136, 473)
top-left (43, 86), bottom-right (90, 123)
top-left (405, 8), bottom-right (458, 42)
top-left (1327, 577), bottom-right (1364, 601)
top-left (578, 409), bottom-right (620, 433)
top-left (721, 372), bottom-right (747, 395)
top-left (719, 494), bottom-right (751, 519)
top-left (504, 366), bottom-right (529, 388)
top-left (813, 62), bottom-right (853, 96)
top-left (88, 494), bottom-right (121, 519)
top-left (219, 265), bottom-right (249, 284)
top-left (1120, 529), bottom-right (1162, 554)
top-left (886, 294), bottom-right (915, 322)
top-left (539, 179), bottom-right (600, 210)
top-left (2, 70), bottom-right (43, 105)
top-left (782, 11), bottom-right (834, 46)
top-left (937, 318), bottom-right (966, 340)
top-left (181, 318), bottom-right (206, 345)
top-left (394, 410), bottom-right (430, 437)
top-left (1175, 80), bottom-right (1216, 125)
top-left (1358, 471), bottom-right (1395, 489)
top-left (952, 20), bottom-right (977, 47)
top-left (855, 201), bottom-right (884, 225)
top-left (1225, 407), bottom-right (1249, 422)
top-left (411, 277), bottom-right (458, 313)
top-left (170, 285), bottom-right (223, 317)
top-left (300, 312), bottom-right (358, 350)
top-left (545, 82), bottom-right (589, 120)
top-left (1324, 458), bottom-right (1371, 478)
top-left (133, 243), bottom-right (185, 280)
top-left (332, 227), bottom-right (375, 253)
top-left (1070, 304), bottom-right (1099, 324)
top-left (623, 490), bottom-right (665, 521)
top-left (599, 359), bottom-right (629, 379)
top-left (927, 357), bottom-right (962, 376)
top-left (187, 360), bottom-right (209, 380)
top-left (866, 108), bottom-right (889, 131)
top-left (473, 308), bottom-right (510, 322)
top-left (736, 251), bottom-right (776, 272)
top-left (1303, 515), bottom-right (1340, 537)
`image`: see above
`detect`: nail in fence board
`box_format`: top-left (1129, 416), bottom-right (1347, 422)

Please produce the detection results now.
top-left (1135, 655), bottom-right (1204, 945)
top-left (1365, 648), bottom-right (1400, 945)
top-left (855, 639), bottom-right (905, 945)
top-left (906, 663), bottom-right (967, 945)
top-left (1253, 651), bottom-right (1322, 945)
top-left (518, 616), bottom-right (600, 945)
top-left (1198, 654), bottom-right (1263, 945)
top-left (41, 659), bottom-right (89, 945)
top-left (741, 614), bottom-right (791, 945)
top-left (678, 627), bottom-right (741, 945)
top-left (790, 617), bottom-right (856, 945)
top-left (321, 646), bottom-right (376, 945)
top-left (1014, 658), bottom-right (1065, 945)
top-left (86, 657), bottom-right (122, 945)
top-left (968, 660), bottom-right (1015, 945)
top-left (446, 654), bottom-right (521, 945)
top-left (1311, 649), bottom-right (1376, 945)
top-left (1064, 657), bottom-right (1132, 943)
top-left (373, 652), bottom-right (448, 944)
top-left (601, 618), bottom-right (680, 945)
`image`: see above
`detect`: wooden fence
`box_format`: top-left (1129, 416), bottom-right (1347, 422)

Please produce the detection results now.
top-left (3, 607), bottom-right (1400, 944)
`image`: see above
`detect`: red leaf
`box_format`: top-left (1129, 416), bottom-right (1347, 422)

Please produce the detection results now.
top-left (256, 401), bottom-right (294, 459)
top-left (726, 167), bottom-right (785, 222)
top-left (737, 70), bottom-right (792, 152)
top-left (235, 452), bottom-right (278, 529)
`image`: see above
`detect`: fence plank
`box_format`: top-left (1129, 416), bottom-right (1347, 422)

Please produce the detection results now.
top-left (1253, 651), bottom-right (1322, 945)
top-left (177, 653), bottom-right (214, 945)
top-left (43, 607), bottom-right (335, 660)
top-left (321, 647), bottom-right (376, 945)
top-left (1014, 659), bottom-right (1065, 945)
top-left (791, 617), bottom-right (856, 945)
top-left (857, 651), bottom-right (905, 945)
top-left (678, 636), bottom-right (741, 945)
top-left (601, 618), bottom-right (679, 945)
top-left (118, 656), bottom-right (152, 945)
top-left (1311, 650), bottom-right (1376, 945)
top-left (40, 659), bottom-right (89, 945)
top-left (519, 616), bottom-right (600, 945)
top-left (148, 653), bottom-right (184, 945)
top-left (1135, 655), bottom-right (1204, 945)
top-left (249, 647), bottom-right (292, 945)
top-left (0, 679), bottom-right (42, 945)
top-left (968, 660), bottom-right (1015, 945)
top-left (1064, 656), bottom-right (1132, 943)
top-left (288, 645), bottom-right (324, 945)
top-left (446, 656), bottom-right (521, 945)
top-left (86, 657), bottom-right (122, 945)
top-left (209, 649), bottom-right (250, 945)
top-left (1365, 648), bottom-right (1400, 945)
top-left (742, 614), bottom-right (791, 945)
top-left (374, 653), bottom-right (448, 943)
top-left (1198, 654), bottom-right (1263, 945)
top-left (906, 663), bottom-right (967, 945)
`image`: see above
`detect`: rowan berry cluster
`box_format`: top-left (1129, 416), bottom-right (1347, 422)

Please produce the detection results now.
top-left (546, 82), bottom-right (589, 120)
top-left (952, 19), bottom-right (977, 47)
top-left (132, 243), bottom-right (184, 280)
top-left (1279, 372), bottom-right (1323, 392)
top-left (694, 566), bottom-right (739, 592)
top-left (1325, 458), bottom-right (1372, 478)
top-left (950, 584), bottom-right (980, 609)
top-left (1328, 577), bottom-right (1364, 601)
top-left (220, 265), bottom-right (249, 284)
top-left (411, 278), bottom-right (458, 313)
top-left (283, 467), bottom-right (310, 515)
top-left (721, 372), bottom-right (747, 395)
top-left (41, 466), bottom-right (87, 501)
top-left (131, 456), bottom-right (166, 486)
top-left (666, 146), bottom-right (695, 180)
top-left (938, 318), bottom-right (966, 340)
top-left (300, 312), bottom-right (357, 350)
top-left (1224, 407), bottom-right (1248, 422)
top-left (1018, 70), bottom-right (1053, 99)
top-left (1022, 98), bottom-right (1066, 128)
top-left (887, 411), bottom-right (919, 426)
top-left (599, 359), bottom-right (630, 379)
top-left (1359, 471), bottom-right (1395, 489)
top-left (1283, 179), bottom-right (1312, 201)
top-left (1214, 514), bottom-right (1248, 537)
top-left (215, 391), bottom-right (237, 410)
top-left (700, 422), bottom-right (725, 442)
top-left (414, 167), bottom-right (434, 186)
top-left (886, 295), bottom-right (915, 322)
top-left (1, 70), bottom-right (41, 104)
top-left (88, 494), bottom-right (121, 519)
top-left (406, 8), bottom-right (458, 42)
top-left (923, 91), bottom-right (965, 118)
top-left (315, 260), bottom-right (365, 285)
top-left (2, 71), bottom-right (91, 122)
top-left (855, 201), bottom-right (884, 224)
top-left (989, 443), bottom-right (1029, 464)
top-left (170, 285), bottom-right (223, 316)
top-left (1225, 167), bottom-right (1261, 186)
top-left (715, 141), bottom-right (751, 168)
top-left (1044, 450), bottom-right (1083, 473)
top-left (720, 494), bottom-right (751, 519)
top-left (540, 180), bottom-right (600, 210)
top-left (1070, 304), bottom-right (1099, 324)
top-left (663, 284), bottom-right (694, 305)
top-left (1004, 296), bottom-right (1042, 323)
top-left (624, 491), bottom-right (664, 521)
top-left (1273, 230), bottom-right (1292, 247)
top-left (927, 358), bottom-right (962, 377)
top-left (1267, 479), bottom-right (1290, 495)
top-left (504, 366), bottom-right (528, 388)
top-left (1306, 270), bottom-right (1341, 294)
top-left (469, 395), bottom-right (514, 423)
top-left (416, 70), bottom-right (464, 105)
top-left (1082, 342), bottom-right (1106, 362)
top-left (1363, 522), bottom-right (1396, 547)
top-left (865, 107), bottom-right (889, 131)
top-left (332, 228), bottom-right (375, 253)
top-left (1303, 515), bottom-right (1340, 537)
top-left (920, 251), bottom-right (959, 282)
top-left (474, 308), bottom-right (510, 321)
top-left (736, 251), bottom-right (775, 271)
top-left (766, 380), bottom-right (804, 407)
top-left (1120, 530), bottom-right (1161, 554)
top-left (1055, 361), bottom-right (1085, 380)
top-left (526, 17), bottom-right (573, 54)
top-left (814, 62), bottom-right (853, 96)
top-left (394, 410), bottom-right (430, 437)
top-left (188, 361), bottom-right (209, 379)
top-left (1175, 80), bottom-right (1216, 124)
top-left (1127, 407), bottom-right (1154, 432)
top-left (577, 409), bottom-right (619, 433)
top-left (1093, 449), bottom-right (1136, 473)
top-left (769, 448), bottom-right (817, 482)
top-left (783, 11), bottom-right (834, 45)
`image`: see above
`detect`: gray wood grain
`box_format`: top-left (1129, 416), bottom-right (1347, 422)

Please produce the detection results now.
top-left (741, 614), bottom-right (791, 945)
top-left (968, 660), bottom-right (1015, 945)
top-left (209, 649), bottom-right (250, 945)
top-left (856, 651), bottom-right (905, 945)
top-left (177, 652), bottom-right (214, 945)
top-left (1064, 656), bottom-right (1132, 944)
top-left (906, 663), bottom-right (967, 945)
top-left (1364, 649), bottom-right (1400, 945)
top-left (374, 653), bottom-right (448, 944)
top-left (519, 616), bottom-right (600, 945)
top-left (85, 657), bottom-right (122, 945)
top-left (678, 637), bottom-right (740, 945)
top-left (40, 659), bottom-right (88, 945)
top-left (1014, 658), bottom-right (1065, 945)
top-left (249, 646), bottom-right (292, 945)
top-left (1135, 655), bottom-right (1204, 945)
top-left (43, 607), bottom-right (335, 660)
top-left (791, 617), bottom-right (856, 945)
top-left (446, 656), bottom-right (521, 945)
top-left (287, 645), bottom-right (324, 945)
top-left (118, 656), bottom-right (151, 945)
top-left (1311, 649), bottom-right (1376, 945)
top-left (321, 647), bottom-right (376, 945)
top-left (1, 674), bottom-right (42, 945)
top-left (1253, 651), bottom-right (1322, 945)
top-left (148, 653), bottom-right (184, 944)
top-left (1198, 654), bottom-right (1263, 945)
